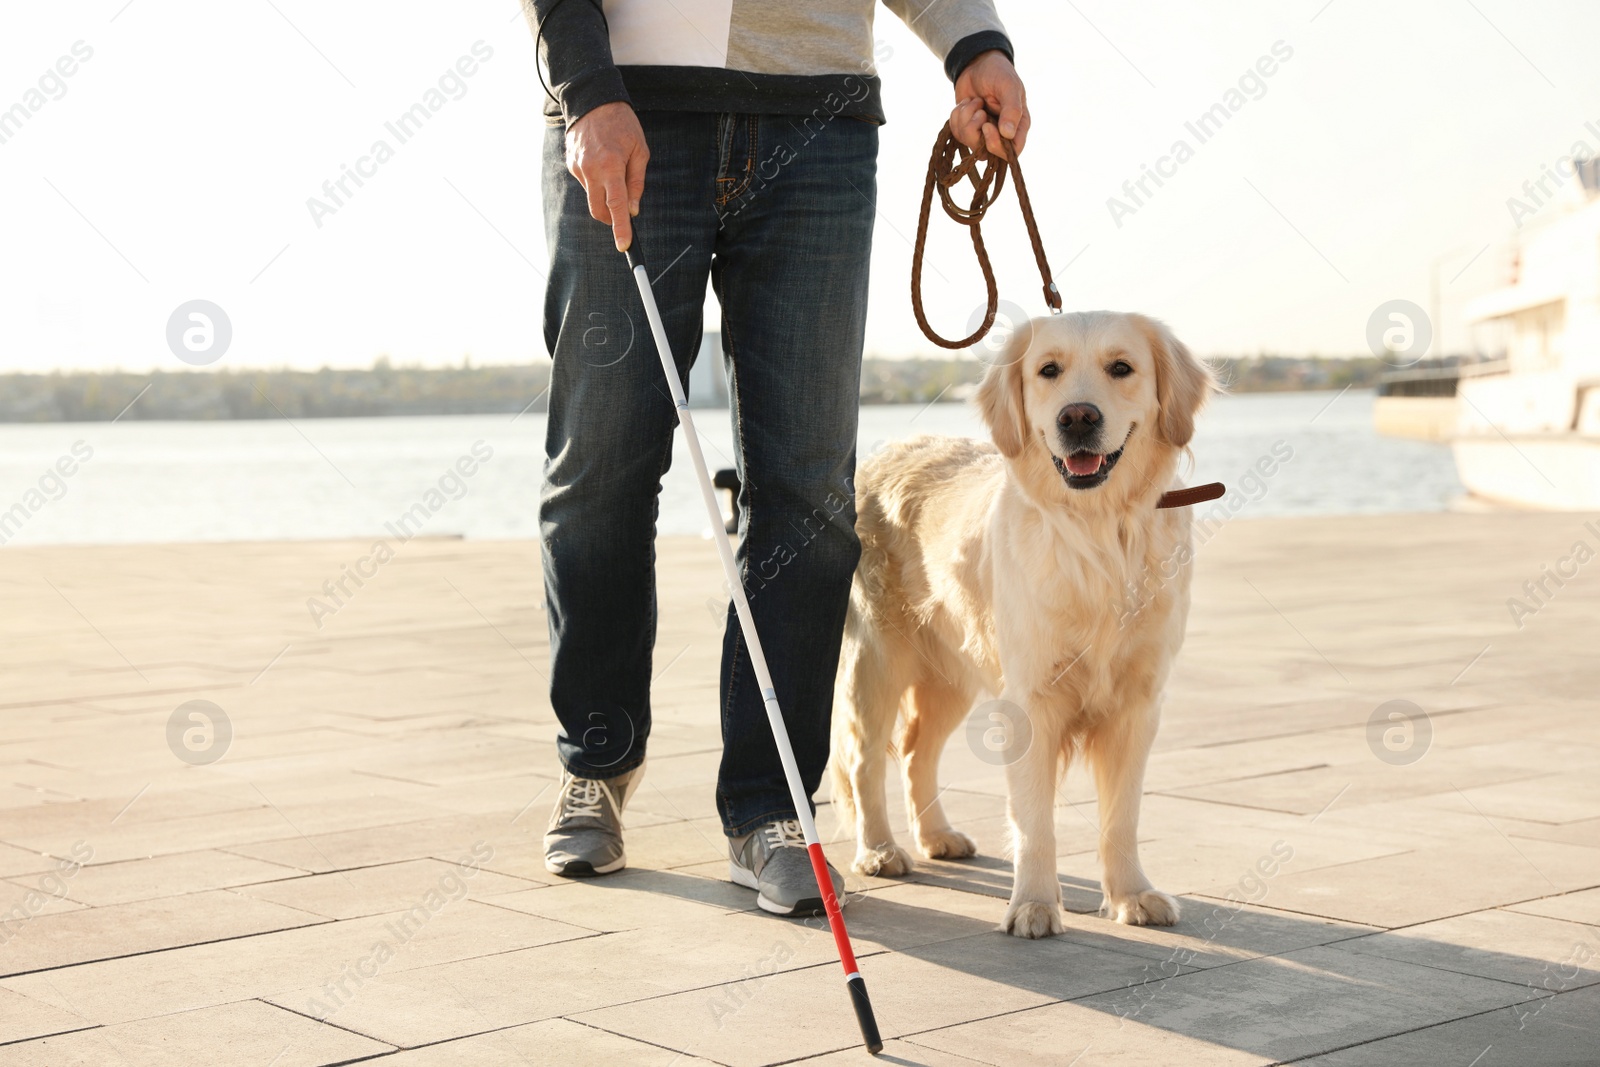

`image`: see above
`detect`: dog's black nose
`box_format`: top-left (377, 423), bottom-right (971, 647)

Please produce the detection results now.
top-left (1057, 403), bottom-right (1101, 431)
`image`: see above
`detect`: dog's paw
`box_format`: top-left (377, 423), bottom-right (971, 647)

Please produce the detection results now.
top-left (916, 827), bottom-right (977, 861)
top-left (1103, 888), bottom-right (1180, 926)
top-left (852, 843), bottom-right (915, 878)
top-left (1002, 898), bottom-right (1064, 939)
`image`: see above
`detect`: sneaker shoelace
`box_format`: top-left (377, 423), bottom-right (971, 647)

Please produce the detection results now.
top-left (762, 818), bottom-right (807, 851)
top-left (557, 775), bottom-right (614, 825)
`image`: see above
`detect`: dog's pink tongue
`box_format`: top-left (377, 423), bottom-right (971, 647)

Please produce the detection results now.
top-left (1065, 452), bottom-right (1103, 476)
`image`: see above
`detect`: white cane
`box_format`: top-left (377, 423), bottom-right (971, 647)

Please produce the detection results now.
top-left (622, 233), bottom-right (883, 1056)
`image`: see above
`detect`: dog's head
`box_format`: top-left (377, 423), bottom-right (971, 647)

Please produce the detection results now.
top-left (976, 311), bottom-right (1213, 505)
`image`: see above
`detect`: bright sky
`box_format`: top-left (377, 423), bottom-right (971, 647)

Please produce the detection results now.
top-left (2, 0), bottom-right (1598, 373)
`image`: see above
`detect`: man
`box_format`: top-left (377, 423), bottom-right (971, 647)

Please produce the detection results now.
top-left (530, 0), bottom-right (1030, 916)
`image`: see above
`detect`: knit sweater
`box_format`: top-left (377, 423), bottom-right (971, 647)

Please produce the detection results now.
top-left (529, 0), bottom-right (1012, 127)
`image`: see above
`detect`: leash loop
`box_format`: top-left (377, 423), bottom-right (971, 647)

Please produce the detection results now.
top-left (910, 124), bottom-right (1061, 349)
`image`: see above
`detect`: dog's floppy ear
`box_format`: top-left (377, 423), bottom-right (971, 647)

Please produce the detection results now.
top-left (1136, 315), bottom-right (1213, 449)
top-left (976, 329), bottom-right (1031, 458)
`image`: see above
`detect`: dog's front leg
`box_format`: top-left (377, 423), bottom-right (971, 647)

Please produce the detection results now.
top-left (1089, 704), bottom-right (1179, 926)
top-left (1001, 692), bottom-right (1064, 939)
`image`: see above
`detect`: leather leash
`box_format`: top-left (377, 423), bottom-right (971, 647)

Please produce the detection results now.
top-left (911, 126), bottom-right (1060, 350)
top-left (908, 123), bottom-right (1223, 511)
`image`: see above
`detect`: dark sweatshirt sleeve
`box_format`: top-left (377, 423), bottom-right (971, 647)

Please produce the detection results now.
top-left (529, 0), bottom-right (631, 128)
top-left (943, 31), bottom-right (1014, 82)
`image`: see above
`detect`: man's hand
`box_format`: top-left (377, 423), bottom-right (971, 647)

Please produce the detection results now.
top-left (566, 101), bottom-right (649, 251)
top-left (950, 50), bottom-right (1029, 160)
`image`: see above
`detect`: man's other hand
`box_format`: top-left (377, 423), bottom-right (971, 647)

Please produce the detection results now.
top-left (566, 101), bottom-right (649, 251)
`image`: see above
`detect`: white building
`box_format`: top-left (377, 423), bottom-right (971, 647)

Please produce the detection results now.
top-left (1453, 159), bottom-right (1600, 508)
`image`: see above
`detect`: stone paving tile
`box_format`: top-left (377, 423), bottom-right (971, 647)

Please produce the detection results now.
top-left (348, 735), bottom-right (556, 788)
top-left (221, 727), bottom-right (412, 766)
top-left (390, 773), bottom-right (560, 817)
top-left (1116, 943), bottom-right (1540, 1059)
top-left (364, 1016), bottom-right (721, 1065)
top-left (570, 931), bottom-right (1169, 1067)
top-left (480, 866), bottom-right (754, 932)
top-left (792, 1038), bottom-right (1003, 1065)
top-left (1510, 886), bottom-right (1600, 927)
top-left (0, 844), bottom-right (60, 879)
top-left (0, 999), bottom-right (395, 1066)
top-left (1058, 826), bottom-right (1409, 902)
top-left (1052, 899), bottom-right (1377, 972)
top-left (0, 873), bottom-right (90, 924)
top-left (0, 901), bottom-right (594, 1025)
top-left (51, 849), bottom-right (306, 906)
top-left (838, 851), bottom-right (1108, 913)
top-left (1160, 758), bottom-right (1549, 817)
top-left (1414, 704), bottom-right (1600, 752)
top-left (218, 808), bottom-right (653, 874)
top-left (918, 943), bottom-right (1539, 1065)
top-left (844, 882), bottom-right (1011, 945)
top-left (0, 789), bottom-right (262, 839)
top-left (0, 889), bottom-right (326, 977)
top-left (243, 792), bottom-right (465, 838)
top-left (261, 910), bottom-right (882, 1049)
top-left (232, 858), bottom-right (544, 920)
top-left (1153, 700), bottom-right (1370, 755)
top-left (1288, 984), bottom-right (1600, 1065)
top-left (911, 1005), bottom-right (1270, 1066)
top-left (1143, 732), bottom-right (1354, 794)
top-left (1508, 816), bottom-right (1600, 851)
top-left (0, 783), bottom-right (74, 811)
top-left (1190, 826), bottom-right (1407, 884)
top-left (5, 805), bottom-right (340, 866)
top-left (602, 814), bottom-right (741, 872)
top-left (461, 836), bottom-right (569, 885)
top-left (1126, 794), bottom-right (1362, 848)
top-left (1420, 772), bottom-right (1600, 825)
top-left (1301, 794), bottom-right (1559, 849)
top-left (0, 985), bottom-right (91, 1045)
top-left (1335, 908), bottom-right (1600, 990)
top-left (1227, 838), bottom-right (1600, 928)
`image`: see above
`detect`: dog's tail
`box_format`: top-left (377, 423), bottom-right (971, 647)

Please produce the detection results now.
top-left (828, 754), bottom-right (856, 831)
top-left (828, 586), bottom-right (911, 843)
top-left (828, 677), bottom-right (859, 831)
top-left (828, 596), bottom-right (882, 835)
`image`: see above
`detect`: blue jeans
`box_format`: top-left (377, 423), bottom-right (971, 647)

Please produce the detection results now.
top-left (540, 111), bottom-right (877, 836)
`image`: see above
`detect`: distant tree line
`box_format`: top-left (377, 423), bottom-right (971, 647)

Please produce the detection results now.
top-left (1209, 354), bottom-right (1386, 394)
top-left (856, 354), bottom-right (1389, 404)
top-left (0, 355), bottom-right (1390, 422)
top-left (0, 362), bottom-right (553, 422)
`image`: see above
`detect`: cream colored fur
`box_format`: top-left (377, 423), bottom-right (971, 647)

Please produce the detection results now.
top-left (830, 311), bottom-right (1213, 938)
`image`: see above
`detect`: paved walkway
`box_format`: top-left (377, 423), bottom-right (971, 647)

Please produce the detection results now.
top-left (2, 511), bottom-right (1597, 1065)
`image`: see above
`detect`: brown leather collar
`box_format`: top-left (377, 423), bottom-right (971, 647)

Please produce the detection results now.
top-left (1156, 482), bottom-right (1225, 509)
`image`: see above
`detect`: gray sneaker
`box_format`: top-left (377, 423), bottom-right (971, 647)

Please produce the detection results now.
top-left (543, 763), bottom-right (643, 877)
top-left (729, 818), bottom-right (846, 916)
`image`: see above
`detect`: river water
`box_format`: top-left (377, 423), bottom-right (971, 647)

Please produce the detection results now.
top-left (0, 389), bottom-right (1463, 546)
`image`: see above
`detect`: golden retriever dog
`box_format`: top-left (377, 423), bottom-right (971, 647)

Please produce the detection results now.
top-left (830, 311), bottom-right (1213, 939)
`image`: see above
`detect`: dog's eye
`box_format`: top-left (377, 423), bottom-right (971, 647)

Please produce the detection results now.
top-left (1107, 360), bottom-right (1134, 378)
top-left (1038, 363), bottom-right (1061, 379)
